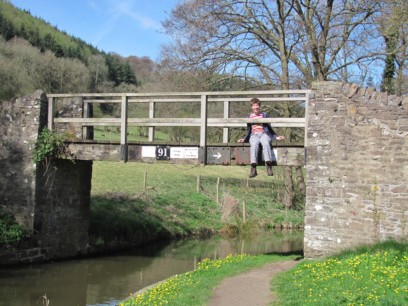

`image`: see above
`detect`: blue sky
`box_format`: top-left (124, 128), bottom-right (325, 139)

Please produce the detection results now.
top-left (10, 0), bottom-right (180, 60)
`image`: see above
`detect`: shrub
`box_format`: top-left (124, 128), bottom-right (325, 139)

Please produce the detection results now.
top-left (0, 209), bottom-right (27, 244)
top-left (32, 128), bottom-right (74, 167)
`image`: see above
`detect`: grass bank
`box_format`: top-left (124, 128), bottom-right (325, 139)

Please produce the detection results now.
top-left (117, 241), bottom-right (407, 306)
top-left (119, 253), bottom-right (296, 306)
top-left (90, 161), bottom-right (304, 247)
top-left (273, 240), bottom-right (408, 305)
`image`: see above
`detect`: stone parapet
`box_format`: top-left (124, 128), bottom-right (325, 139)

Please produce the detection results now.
top-left (0, 90), bottom-right (47, 230)
top-left (304, 81), bottom-right (408, 258)
top-left (0, 92), bottom-right (91, 265)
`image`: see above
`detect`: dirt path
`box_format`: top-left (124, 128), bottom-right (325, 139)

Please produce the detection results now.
top-left (208, 260), bottom-right (299, 306)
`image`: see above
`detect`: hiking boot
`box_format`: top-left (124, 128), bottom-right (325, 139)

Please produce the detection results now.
top-left (249, 165), bottom-right (257, 178)
top-left (266, 162), bottom-right (273, 176)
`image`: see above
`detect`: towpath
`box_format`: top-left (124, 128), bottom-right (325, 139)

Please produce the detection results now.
top-left (208, 260), bottom-right (299, 306)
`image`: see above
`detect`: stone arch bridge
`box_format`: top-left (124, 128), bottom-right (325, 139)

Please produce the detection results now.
top-left (1, 81), bottom-right (407, 264)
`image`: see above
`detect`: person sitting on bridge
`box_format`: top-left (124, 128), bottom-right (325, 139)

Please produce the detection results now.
top-left (238, 98), bottom-right (285, 178)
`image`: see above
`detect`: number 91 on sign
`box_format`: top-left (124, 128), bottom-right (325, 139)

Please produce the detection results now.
top-left (154, 146), bottom-right (199, 160)
top-left (156, 146), bottom-right (170, 160)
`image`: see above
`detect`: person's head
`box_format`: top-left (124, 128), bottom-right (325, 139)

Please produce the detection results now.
top-left (250, 98), bottom-right (261, 114)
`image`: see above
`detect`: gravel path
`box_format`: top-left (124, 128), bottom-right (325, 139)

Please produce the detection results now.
top-left (208, 260), bottom-right (299, 306)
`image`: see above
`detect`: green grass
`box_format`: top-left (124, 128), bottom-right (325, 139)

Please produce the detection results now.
top-left (117, 241), bottom-right (408, 306)
top-left (90, 161), bottom-right (304, 244)
top-left (272, 240), bottom-right (408, 306)
top-left (93, 126), bottom-right (171, 142)
top-left (119, 253), bottom-right (295, 306)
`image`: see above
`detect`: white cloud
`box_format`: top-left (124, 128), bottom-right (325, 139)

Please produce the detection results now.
top-left (89, 0), bottom-right (162, 46)
top-left (110, 0), bottom-right (161, 30)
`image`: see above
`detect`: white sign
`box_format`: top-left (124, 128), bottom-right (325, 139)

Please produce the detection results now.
top-left (170, 147), bottom-right (199, 159)
top-left (141, 146), bottom-right (156, 158)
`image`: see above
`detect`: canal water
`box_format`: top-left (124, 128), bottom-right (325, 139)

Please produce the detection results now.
top-left (0, 231), bottom-right (303, 306)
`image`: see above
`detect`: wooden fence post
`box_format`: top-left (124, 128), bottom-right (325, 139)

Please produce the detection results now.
top-left (216, 177), bottom-right (220, 204)
top-left (242, 201), bottom-right (246, 223)
top-left (120, 94), bottom-right (128, 162)
top-left (197, 175), bottom-right (200, 193)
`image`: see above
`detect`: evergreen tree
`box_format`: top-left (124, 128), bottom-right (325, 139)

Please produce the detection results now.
top-left (381, 32), bottom-right (398, 94)
top-left (19, 23), bottom-right (28, 40)
top-left (105, 54), bottom-right (138, 86)
top-left (29, 28), bottom-right (41, 46)
top-left (105, 54), bottom-right (122, 85)
top-left (122, 61), bottom-right (138, 85)
top-left (0, 11), bottom-right (15, 40)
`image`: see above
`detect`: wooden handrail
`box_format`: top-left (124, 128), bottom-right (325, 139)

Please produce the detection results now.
top-left (54, 117), bottom-right (305, 127)
top-left (47, 90), bottom-right (311, 153)
top-left (47, 89), bottom-right (311, 98)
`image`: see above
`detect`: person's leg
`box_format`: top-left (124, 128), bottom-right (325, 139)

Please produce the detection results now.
top-left (260, 133), bottom-right (273, 162)
top-left (249, 163), bottom-right (257, 178)
top-left (249, 134), bottom-right (261, 165)
top-left (266, 161), bottom-right (273, 176)
top-left (249, 134), bottom-right (260, 177)
top-left (260, 133), bottom-right (274, 176)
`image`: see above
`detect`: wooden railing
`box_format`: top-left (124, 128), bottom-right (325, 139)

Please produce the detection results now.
top-left (47, 90), bottom-right (311, 151)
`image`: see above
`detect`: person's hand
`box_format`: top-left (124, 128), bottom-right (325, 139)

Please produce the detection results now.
top-left (276, 136), bottom-right (285, 141)
top-left (237, 138), bottom-right (244, 143)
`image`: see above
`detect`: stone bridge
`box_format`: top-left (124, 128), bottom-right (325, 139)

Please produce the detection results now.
top-left (0, 81), bottom-right (407, 264)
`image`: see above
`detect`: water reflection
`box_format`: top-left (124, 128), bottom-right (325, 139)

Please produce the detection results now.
top-left (0, 231), bottom-right (303, 306)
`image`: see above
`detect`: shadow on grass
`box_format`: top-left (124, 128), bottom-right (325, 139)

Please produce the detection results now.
top-left (89, 195), bottom-right (188, 252)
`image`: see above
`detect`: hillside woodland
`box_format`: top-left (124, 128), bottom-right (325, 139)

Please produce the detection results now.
top-left (0, 0), bottom-right (256, 101)
top-left (0, 1), bottom-right (152, 99)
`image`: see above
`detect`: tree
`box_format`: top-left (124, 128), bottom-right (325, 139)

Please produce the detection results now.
top-left (377, 0), bottom-right (408, 95)
top-left (105, 54), bottom-right (138, 86)
top-left (0, 37), bottom-right (39, 99)
top-left (87, 54), bottom-right (109, 92)
top-left (127, 56), bottom-right (156, 85)
top-left (381, 32), bottom-right (398, 93)
top-left (121, 61), bottom-right (138, 85)
top-left (162, 0), bottom-right (382, 88)
top-left (54, 57), bottom-right (90, 93)
top-left (0, 10), bottom-right (15, 40)
top-left (41, 33), bottom-right (64, 57)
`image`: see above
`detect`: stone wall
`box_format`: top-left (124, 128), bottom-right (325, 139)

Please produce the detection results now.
top-left (0, 91), bottom-right (47, 230)
top-left (33, 159), bottom-right (92, 259)
top-left (0, 92), bottom-right (92, 265)
top-left (305, 81), bottom-right (408, 258)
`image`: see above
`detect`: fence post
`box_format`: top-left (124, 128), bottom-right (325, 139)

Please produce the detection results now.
top-left (199, 94), bottom-right (208, 164)
top-left (47, 96), bottom-right (54, 130)
top-left (197, 175), bottom-right (200, 193)
top-left (120, 94), bottom-right (128, 162)
top-left (148, 99), bottom-right (155, 142)
top-left (82, 97), bottom-right (93, 140)
top-left (216, 177), bottom-right (220, 204)
top-left (223, 99), bottom-right (230, 143)
top-left (304, 92), bottom-right (310, 148)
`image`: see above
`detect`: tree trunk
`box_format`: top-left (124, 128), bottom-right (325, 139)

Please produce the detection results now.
top-left (283, 166), bottom-right (295, 210)
top-left (295, 165), bottom-right (305, 194)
